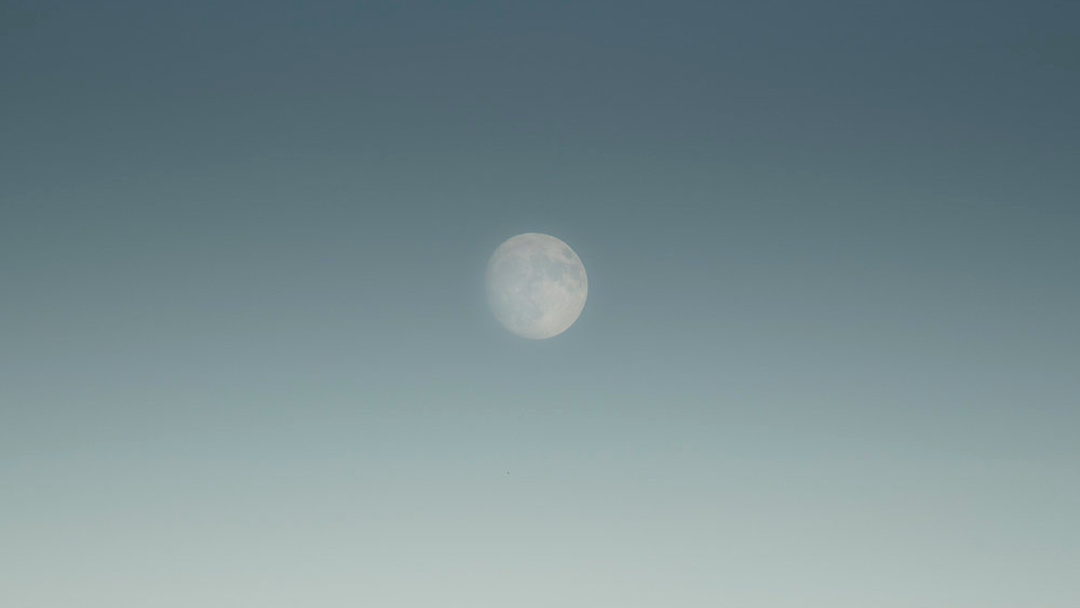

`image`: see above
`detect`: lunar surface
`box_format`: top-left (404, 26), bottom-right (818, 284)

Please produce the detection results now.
top-left (486, 233), bottom-right (588, 339)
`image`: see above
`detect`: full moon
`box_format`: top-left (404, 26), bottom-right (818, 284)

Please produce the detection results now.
top-left (486, 233), bottom-right (588, 339)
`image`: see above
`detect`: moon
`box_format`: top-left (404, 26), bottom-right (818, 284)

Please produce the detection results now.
top-left (486, 233), bottom-right (588, 340)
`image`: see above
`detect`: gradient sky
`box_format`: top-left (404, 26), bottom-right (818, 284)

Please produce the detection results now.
top-left (2, 1), bottom-right (1078, 606)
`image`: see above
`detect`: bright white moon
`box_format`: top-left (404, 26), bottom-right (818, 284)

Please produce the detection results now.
top-left (486, 233), bottom-right (588, 340)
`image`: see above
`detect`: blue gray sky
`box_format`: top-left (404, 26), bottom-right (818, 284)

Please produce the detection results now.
top-left (2, 1), bottom-right (1078, 606)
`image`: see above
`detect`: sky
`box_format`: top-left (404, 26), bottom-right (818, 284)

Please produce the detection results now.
top-left (2, 1), bottom-right (1078, 606)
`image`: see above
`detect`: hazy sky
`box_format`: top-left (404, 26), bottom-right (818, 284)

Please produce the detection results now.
top-left (2, 1), bottom-right (1078, 606)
